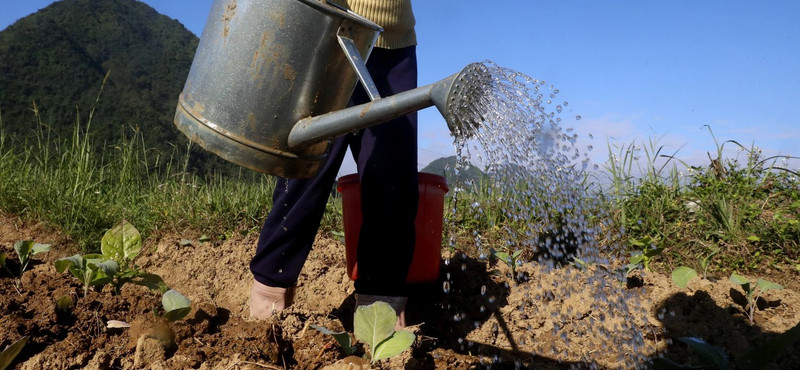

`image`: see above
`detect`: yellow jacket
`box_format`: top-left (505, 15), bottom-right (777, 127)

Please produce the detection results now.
top-left (329, 0), bottom-right (416, 49)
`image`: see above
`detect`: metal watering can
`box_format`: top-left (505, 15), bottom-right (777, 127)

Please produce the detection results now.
top-left (175, 0), bottom-right (476, 178)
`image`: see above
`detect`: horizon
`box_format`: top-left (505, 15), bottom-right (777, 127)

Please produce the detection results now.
top-left (2, 0), bottom-right (799, 178)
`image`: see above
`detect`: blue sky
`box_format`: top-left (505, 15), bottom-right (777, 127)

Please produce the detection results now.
top-left (3, 0), bottom-right (799, 177)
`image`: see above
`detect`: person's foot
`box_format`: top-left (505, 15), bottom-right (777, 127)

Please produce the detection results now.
top-left (250, 279), bottom-right (295, 319)
top-left (355, 294), bottom-right (408, 330)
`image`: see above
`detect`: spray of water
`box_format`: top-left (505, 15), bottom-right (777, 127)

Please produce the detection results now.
top-left (443, 61), bottom-right (648, 369)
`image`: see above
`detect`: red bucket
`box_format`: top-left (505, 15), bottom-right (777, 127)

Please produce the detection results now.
top-left (337, 172), bottom-right (449, 283)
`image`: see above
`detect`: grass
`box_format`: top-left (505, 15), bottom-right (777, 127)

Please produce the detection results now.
top-left (0, 81), bottom-right (279, 251)
top-left (1, 86), bottom-right (798, 276)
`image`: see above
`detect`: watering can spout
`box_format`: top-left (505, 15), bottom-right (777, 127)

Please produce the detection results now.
top-left (286, 72), bottom-right (460, 150)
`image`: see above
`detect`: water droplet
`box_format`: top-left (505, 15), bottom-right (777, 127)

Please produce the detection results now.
top-left (575, 115), bottom-right (582, 120)
top-left (443, 281), bottom-right (450, 293)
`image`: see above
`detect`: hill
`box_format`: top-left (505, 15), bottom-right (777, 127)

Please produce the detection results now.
top-left (0, 0), bottom-right (198, 164)
top-left (421, 155), bottom-right (486, 186)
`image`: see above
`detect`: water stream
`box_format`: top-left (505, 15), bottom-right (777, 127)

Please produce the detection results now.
top-left (443, 61), bottom-right (648, 369)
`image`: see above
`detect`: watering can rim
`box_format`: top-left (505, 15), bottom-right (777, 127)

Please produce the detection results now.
top-left (301, 0), bottom-right (383, 33)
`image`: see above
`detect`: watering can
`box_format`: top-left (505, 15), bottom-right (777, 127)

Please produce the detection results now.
top-left (174, 0), bottom-right (480, 178)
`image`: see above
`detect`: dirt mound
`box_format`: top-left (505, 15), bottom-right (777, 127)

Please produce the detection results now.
top-left (2, 215), bottom-right (799, 369)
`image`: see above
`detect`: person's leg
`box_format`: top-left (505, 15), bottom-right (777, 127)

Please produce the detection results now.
top-left (351, 46), bottom-right (419, 299)
top-left (249, 135), bottom-right (350, 318)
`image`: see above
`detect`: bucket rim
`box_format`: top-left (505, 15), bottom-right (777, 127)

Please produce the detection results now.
top-left (337, 172), bottom-right (449, 192)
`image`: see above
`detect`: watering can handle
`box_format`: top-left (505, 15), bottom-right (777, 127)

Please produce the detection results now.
top-left (337, 30), bottom-right (381, 101)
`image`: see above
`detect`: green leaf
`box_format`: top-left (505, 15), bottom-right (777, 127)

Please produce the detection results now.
top-left (31, 243), bottom-right (51, 254)
top-left (677, 337), bottom-right (729, 369)
top-left (737, 322), bottom-right (800, 370)
top-left (644, 246), bottom-right (665, 258)
top-left (373, 330), bottom-right (415, 361)
top-left (0, 336), bottom-right (29, 370)
top-left (13, 241), bottom-right (32, 261)
top-left (730, 273), bottom-right (749, 286)
top-left (131, 273), bottom-right (169, 293)
top-left (101, 220), bottom-right (142, 264)
top-left (179, 239), bottom-right (193, 246)
top-left (354, 301), bottom-right (397, 360)
top-left (162, 289), bottom-right (191, 321)
top-left (630, 253), bottom-right (645, 265)
top-left (310, 325), bottom-right (355, 355)
top-left (672, 267), bottom-right (698, 288)
top-left (198, 235), bottom-right (211, 244)
top-left (55, 255), bottom-right (86, 282)
top-left (0, 252), bottom-right (6, 268)
top-left (629, 237), bottom-right (646, 247)
top-left (494, 252), bottom-right (512, 265)
top-left (746, 235), bottom-right (761, 242)
top-left (755, 279), bottom-right (783, 292)
top-left (56, 296), bottom-right (74, 311)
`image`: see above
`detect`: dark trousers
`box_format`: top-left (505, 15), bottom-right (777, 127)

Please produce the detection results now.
top-left (250, 46), bottom-right (419, 297)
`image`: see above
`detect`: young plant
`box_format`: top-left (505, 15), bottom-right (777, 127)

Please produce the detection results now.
top-left (13, 240), bottom-right (51, 278)
top-left (354, 301), bottom-right (415, 363)
top-left (628, 236), bottom-right (664, 273)
top-left (0, 336), bottom-right (29, 370)
top-left (490, 247), bottom-right (522, 281)
top-left (101, 221), bottom-right (166, 294)
top-left (671, 266), bottom-right (698, 289)
top-left (729, 273), bottom-right (784, 324)
top-left (150, 289), bottom-right (192, 348)
top-left (310, 325), bottom-right (356, 355)
top-left (55, 254), bottom-right (119, 296)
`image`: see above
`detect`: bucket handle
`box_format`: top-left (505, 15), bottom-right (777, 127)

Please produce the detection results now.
top-left (337, 28), bottom-right (381, 101)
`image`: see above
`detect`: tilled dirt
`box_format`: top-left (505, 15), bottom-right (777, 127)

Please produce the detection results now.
top-left (1, 214), bottom-right (799, 369)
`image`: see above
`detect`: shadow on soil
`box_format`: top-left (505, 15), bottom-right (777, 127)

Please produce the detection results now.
top-left (649, 287), bottom-right (800, 370)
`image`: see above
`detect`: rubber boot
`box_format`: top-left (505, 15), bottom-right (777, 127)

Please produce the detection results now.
top-left (355, 294), bottom-right (408, 330)
top-left (250, 279), bottom-right (296, 320)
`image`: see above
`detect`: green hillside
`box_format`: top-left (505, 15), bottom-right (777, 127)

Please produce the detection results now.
top-left (421, 155), bottom-right (486, 186)
top-left (0, 0), bottom-right (197, 160)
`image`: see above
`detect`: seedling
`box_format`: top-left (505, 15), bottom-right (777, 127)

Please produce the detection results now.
top-left (56, 221), bottom-right (167, 296)
top-left (55, 254), bottom-right (119, 296)
top-left (310, 325), bottom-right (356, 355)
top-left (354, 302), bottom-right (415, 363)
top-left (0, 336), bottom-right (29, 370)
top-left (628, 236), bottom-right (663, 272)
top-left (490, 247), bottom-right (522, 281)
top-left (101, 221), bottom-right (166, 294)
top-left (56, 296), bottom-right (74, 312)
top-left (160, 289), bottom-right (192, 322)
top-left (150, 289), bottom-right (192, 348)
top-left (13, 240), bottom-right (51, 278)
top-left (671, 266), bottom-right (698, 289)
top-left (729, 273), bottom-right (784, 324)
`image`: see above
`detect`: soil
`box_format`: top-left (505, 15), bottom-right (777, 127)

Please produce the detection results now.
top-left (1, 213), bottom-right (799, 369)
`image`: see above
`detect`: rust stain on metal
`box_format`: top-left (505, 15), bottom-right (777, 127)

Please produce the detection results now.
top-left (283, 64), bottom-right (297, 81)
top-left (221, 0), bottom-right (238, 39)
top-left (249, 31), bottom-right (271, 80)
top-left (359, 101), bottom-right (373, 118)
top-left (247, 111), bottom-right (259, 133)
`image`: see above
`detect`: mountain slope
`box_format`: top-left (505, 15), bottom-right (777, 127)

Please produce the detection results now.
top-left (0, 0), bottom-right (198, 155)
